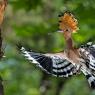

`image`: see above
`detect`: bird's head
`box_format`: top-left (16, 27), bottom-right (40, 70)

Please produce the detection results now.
top-left (58, 11), bottom-right (79, 39)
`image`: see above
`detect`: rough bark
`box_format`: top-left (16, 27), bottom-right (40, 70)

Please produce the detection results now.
top-left (0, 76), bottom-right (4, 95)
top-left (0, 28), bottom-right (4, 95)
top-left (0, 0), bottom-right (7, 95)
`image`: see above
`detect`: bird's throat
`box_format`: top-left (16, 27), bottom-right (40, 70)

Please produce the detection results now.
top-left (65, 38), bottom-right (74, 50)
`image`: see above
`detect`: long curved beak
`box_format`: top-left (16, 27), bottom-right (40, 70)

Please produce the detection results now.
top-left (57, 30), bottom-right (63, 33)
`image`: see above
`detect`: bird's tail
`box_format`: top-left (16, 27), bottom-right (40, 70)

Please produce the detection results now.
top-left (85, 73), bottom-right (95, 89)
top-left (81, 67), bottom-right (95, 89)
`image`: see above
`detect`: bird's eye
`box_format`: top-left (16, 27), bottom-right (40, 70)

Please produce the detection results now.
top-left (65, 29), bottom-right (69, 32)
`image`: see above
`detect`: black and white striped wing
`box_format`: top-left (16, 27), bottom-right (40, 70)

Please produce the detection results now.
top-left (20, 47), bottom-right (78, 77)
top-left (80, 42), bottom-right (95, 71)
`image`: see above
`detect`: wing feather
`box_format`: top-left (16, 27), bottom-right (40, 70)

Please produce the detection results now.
top-left (20, 47), bottom-right (78, 77)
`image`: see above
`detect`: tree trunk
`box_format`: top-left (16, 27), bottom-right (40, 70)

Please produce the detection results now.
top-left (0, 76), bottom-right (4, 95)
top-left (0, 0), bottom-right (7, 94)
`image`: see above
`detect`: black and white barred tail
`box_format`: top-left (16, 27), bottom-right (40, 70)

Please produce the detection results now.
top-left (85, 73), bottom-right (95, 89)
top-left (80, 42), bottom-right (95, 71)
top-left (80, 65), bottom-right (95, 88)
top-left (19, 46), bottom-right (78, 77)
top-left (80, 42), bottom-right (95, 88)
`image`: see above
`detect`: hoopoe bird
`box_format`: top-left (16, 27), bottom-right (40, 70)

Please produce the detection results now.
top-left (18, 11), bottom-right (95, 88)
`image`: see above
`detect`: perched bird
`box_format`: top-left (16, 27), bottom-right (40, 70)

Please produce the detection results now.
top-left (18, 11), bottom-right (95, 88)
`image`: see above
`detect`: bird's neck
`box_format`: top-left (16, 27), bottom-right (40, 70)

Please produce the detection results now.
top-left (65, 38), bottom-right (74, 50)
top-left (63, 33), bottom-right (74, 50)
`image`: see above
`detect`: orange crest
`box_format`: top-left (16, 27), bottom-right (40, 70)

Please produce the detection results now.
top-left (59, 11), bottom-right (79, 32)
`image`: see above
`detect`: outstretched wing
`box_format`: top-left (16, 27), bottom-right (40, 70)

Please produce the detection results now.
top-left (19, 47), bottom-right (78, 77)
top-left (79, 42), bottom-right (95, 71)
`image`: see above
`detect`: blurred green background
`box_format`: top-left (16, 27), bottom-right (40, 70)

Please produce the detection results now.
top-left (0, 0), bottom-right (95, 95)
